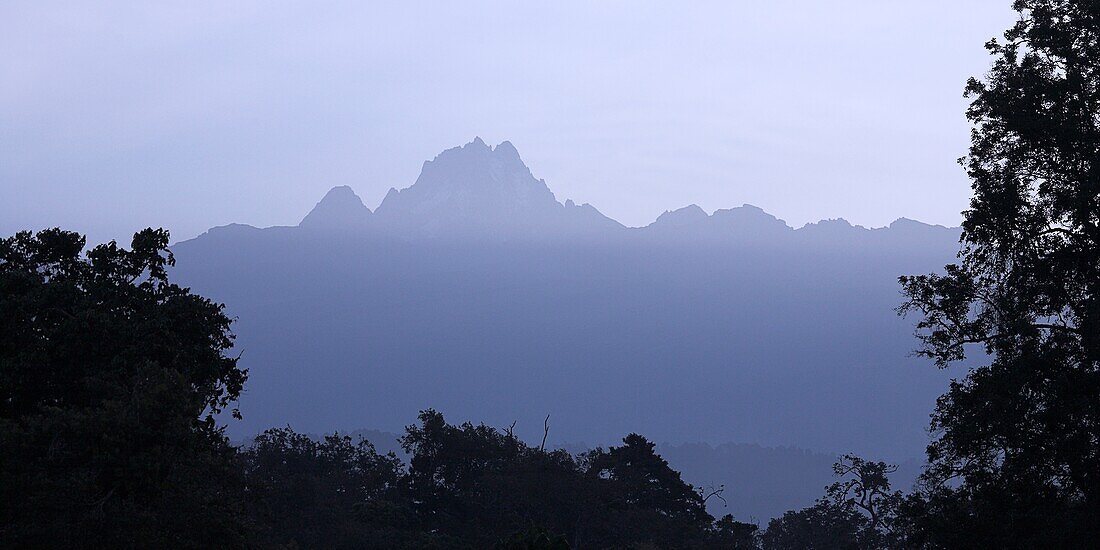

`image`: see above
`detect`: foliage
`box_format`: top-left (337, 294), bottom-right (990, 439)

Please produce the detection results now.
top-left (762, 455), bottom-right (900, 549)
top-left (225, 412), bottom-right (760, 548)
top-left (0, 228), bottom-right (251, 546)
top-left (400, 409), bottom-right (754, 549)
top-left (897, 0), bottom-right (1100, 544)
top-left (239, 427), bottom-right (436, 548)
top-left (823, 455), bottom-right (902, 535)
top-left (494, 527), bottom-right (571, 550)
top-left (762, 500), bottom-right (869, 550)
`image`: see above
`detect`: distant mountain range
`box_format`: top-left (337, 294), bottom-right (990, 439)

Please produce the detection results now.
top-left (240, 136), bottom-right (957, 242)
top-left (171, 139), bottom-right (959, 519)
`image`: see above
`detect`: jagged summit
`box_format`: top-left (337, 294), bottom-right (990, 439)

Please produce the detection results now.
top-left (798, 217), bottom-right (860, 234)
top-left (372, 138), bottom-right (620, 238)
top-left (299, 185), bottom-right (371, 229)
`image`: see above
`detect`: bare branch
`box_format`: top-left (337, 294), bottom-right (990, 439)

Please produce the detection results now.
top-left (701, 485), bottom-right (727, 506)
top-left (540, 414), bottom-right (550, 451)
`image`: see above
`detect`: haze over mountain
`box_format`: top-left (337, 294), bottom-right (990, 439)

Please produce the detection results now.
top-left (171, 140), bottom-right (959, 510)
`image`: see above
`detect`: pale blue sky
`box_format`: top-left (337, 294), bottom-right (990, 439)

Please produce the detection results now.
top-left (1, 1), bottom-right (1017, 243)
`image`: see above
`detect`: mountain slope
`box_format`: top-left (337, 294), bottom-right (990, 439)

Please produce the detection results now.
top-left (170, 139), bottom-right (959, 467)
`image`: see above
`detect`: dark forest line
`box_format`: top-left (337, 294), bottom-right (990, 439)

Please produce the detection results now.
top-left (286, 427), bottom-right (921, 523)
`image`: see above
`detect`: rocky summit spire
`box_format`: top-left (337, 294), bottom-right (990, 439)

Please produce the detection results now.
top-left (371, 138), bottom-right (620, 238)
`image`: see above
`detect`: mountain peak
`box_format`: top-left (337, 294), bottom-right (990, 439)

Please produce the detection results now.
top-left (800, 217), bottom-right (856, 230)
top-left (710, 204), bottom-right (792, 232)
top-left (318, 185), bottom-right (360, 203)
top-left (493, 140), bottom-right (521, 163)
top-left (372, 139), bottom-right (617, 238)
top-left (299, 186), bottom-right (371, 229)
top-left (651, 204), bottom-right (708, 228)
top-left (889, 217), bottom-right (929, 230)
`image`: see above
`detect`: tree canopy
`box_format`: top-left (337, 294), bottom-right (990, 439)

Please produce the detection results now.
top-left (898, 0), bottom-right (1100, 545)
top-left (0, 228), bottom-right (250, 546)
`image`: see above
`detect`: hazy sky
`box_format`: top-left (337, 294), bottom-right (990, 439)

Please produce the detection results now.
top-left (2, 1), bottom-right (1017, 244)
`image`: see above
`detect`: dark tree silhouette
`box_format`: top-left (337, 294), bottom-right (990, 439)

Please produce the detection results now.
top-left (494, 527), bottom-right (571, 550)
top-left (399, 409), bottom-right (756, 549)
top-left (0, 228), bottom-right (250, 546)
top-left (898, 0), bottom-right (1100, 545)
top-left (584, 433), bottom-right (720, 545)
top-left (762, 454), bottom-right (900, 549)
top-left (823, 455), bottom-right (902, 535)
top-left (240, 427), bottom-right (438, 548)
top-left (762, 501), bottom-right (868, 550)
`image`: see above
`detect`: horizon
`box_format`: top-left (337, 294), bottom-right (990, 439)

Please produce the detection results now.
top-left (186, 137), bottom-right (960, 245)
top-left (2, 1), bottom-right (1014, 245)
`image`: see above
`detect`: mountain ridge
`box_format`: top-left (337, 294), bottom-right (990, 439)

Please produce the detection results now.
top-left (182, 139), bottom-right (957, 245)
top-left (167, 139), bottom-right (961, 474)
